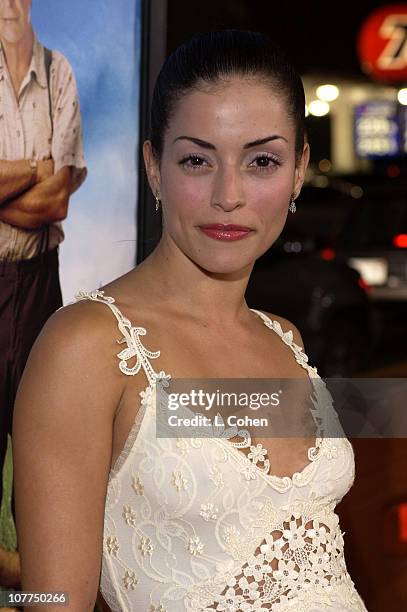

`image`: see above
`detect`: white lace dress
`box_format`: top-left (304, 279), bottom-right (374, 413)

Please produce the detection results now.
top-left (74, 289), bottom-right (368, 612)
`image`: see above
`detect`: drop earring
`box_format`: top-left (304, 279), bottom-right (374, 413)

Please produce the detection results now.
top-left (155, 193), bottom-right (161, 212)
top-left (289, 194), bottom-right (297, 213)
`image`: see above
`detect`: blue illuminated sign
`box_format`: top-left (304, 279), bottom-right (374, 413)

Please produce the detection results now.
top-left (354, 101), bottom-right (400, 158)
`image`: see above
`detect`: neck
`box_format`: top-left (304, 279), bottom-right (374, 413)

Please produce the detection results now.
top-left (135, 234), bottom-right (255, 326)
top-left (1, 27), bottom-right (34, 76)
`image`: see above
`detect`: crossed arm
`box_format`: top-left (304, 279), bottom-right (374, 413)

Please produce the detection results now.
top-left (0, 159), bottom-right (73, 230)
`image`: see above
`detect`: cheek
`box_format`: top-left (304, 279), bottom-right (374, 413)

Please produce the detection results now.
top-left (160, 171), bottom-right (209, 220)
top-left (248, 176), bottom-right (293, 229)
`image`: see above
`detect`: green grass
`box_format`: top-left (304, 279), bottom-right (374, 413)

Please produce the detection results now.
top-left (0, 435), bottom-right (17, 551)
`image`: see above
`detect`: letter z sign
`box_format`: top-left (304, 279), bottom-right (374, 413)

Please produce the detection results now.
top-left (358, 4), bottom-right (407, 82)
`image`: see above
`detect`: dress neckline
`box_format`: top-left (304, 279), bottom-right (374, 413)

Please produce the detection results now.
top-left (74, 289), bottom-right (325, 489)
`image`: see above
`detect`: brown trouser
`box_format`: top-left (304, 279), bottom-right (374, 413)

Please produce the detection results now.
top-left (0, 246), bottom-right (63, 522)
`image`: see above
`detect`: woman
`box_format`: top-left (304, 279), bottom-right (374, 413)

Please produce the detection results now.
top-left (12, 30), bottom-right (368, 611)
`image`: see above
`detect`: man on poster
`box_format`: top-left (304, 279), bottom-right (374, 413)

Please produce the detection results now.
top-left (0, 0), bottom-right (87, 578)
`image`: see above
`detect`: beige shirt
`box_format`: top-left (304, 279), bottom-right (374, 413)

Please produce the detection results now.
top-left (0, 36), bottom-right (87, 261)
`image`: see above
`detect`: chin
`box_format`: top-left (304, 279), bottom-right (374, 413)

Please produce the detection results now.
top-left (192, 253), bottom-right (255, 277)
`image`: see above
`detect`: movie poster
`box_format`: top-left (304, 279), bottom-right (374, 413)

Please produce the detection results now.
top-left (0, 0), bottom-right (142, 563)
top-left (32, 0), bottom-right (142, 301)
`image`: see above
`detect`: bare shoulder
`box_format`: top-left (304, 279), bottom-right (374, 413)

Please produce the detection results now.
top-left (36, 294), bottom-right (124, 352)
top-left (15, 296), bottom-right (127, 422)
top-left (257, 310), bottom-right (305, 349)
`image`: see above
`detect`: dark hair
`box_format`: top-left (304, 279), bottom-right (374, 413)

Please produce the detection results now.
top-left (150, 29), bottom-right (306, 164)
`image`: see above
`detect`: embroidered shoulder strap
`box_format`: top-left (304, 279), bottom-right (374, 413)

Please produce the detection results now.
top-left (74, 289), bottom-right (171, 388)
top-left (250, 308), bottom-right (319, 377)
top-left (249, 308), bottom-right (341, 440)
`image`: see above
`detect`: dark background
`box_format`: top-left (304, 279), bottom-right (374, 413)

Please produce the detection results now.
top-left (167, 0), bottom-right (389, 78)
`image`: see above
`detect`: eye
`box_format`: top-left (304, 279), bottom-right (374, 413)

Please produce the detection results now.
top-left (179, 154), bottom-right (210, 171)
top-left (249, 154), bottom-right (281, 172)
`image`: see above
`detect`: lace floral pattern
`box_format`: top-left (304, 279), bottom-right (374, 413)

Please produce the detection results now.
top-left (73, 290), bottom-right (367, 612)
top-left (185, 497), bottom-right (363, 610)
top-left (75, 289), bottom-right (171, 387)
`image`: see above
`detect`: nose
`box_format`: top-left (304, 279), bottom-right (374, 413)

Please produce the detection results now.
top-left (2, 0), bottom-right (15, 11)
top-left (211, 163), bottom-right (245, 212)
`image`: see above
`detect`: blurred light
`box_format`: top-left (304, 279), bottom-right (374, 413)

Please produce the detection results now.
top-left (321, 294), bottom-right (334, 307)
top-left (320, 247), bottom-right (335, 260)
top-left (350, 185), bottom-right (364, 198)
top-left (388, 275), bottom-right (400, 288)
top-left (349, 87), bottom-right (367, 103)
top-left (393, 234), bottom-right (407, 248)
top-left (398, 503), bottom-right (407, 542)
top-left (397, 88), bottom-right (407, 105)
top-left (305, 104), bottom-right (309, 117)
top-left (358, 276), bottom-right (371, 294)
top-left (316, 84), bottom-right (339, 102)
top-left (318, 158), bottom-right (332, 172)
top-left (349, 257), bottom-right (388, 285)
top-left (308, 100), bottom-right (330, 116)
top-left (284, 241), bottom-right (303, 253)
top-left (387, 164), bottom-right (401, 178)
top-left (313, 175), bottom-right (329, 188)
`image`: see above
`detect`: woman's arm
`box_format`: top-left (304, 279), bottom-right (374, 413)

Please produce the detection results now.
top-left (12, 303), bottom-right (126, 611)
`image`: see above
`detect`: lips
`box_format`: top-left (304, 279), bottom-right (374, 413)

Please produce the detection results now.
top-left (198, 223), bottom-right (253, 242)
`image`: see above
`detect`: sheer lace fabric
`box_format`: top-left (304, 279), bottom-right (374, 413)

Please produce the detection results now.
top-left (74, 289), bottom-right (368, 612)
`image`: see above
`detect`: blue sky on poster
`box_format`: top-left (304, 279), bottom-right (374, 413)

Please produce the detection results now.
top-left (32, 0), bottom-right (141, 300)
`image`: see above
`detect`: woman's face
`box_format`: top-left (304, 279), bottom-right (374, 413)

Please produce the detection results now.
top-left (144, 76), bottom-right (309, 275)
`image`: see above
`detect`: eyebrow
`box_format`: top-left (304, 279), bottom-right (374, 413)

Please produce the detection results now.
top-left (172, 135), bottom-right (288, 149)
